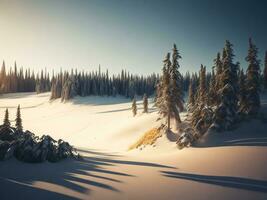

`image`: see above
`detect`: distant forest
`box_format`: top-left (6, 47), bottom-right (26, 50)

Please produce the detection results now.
top-left (0, 63), bottom-right (192, 100)
top-left (0, 49), bottom-right (266, 103)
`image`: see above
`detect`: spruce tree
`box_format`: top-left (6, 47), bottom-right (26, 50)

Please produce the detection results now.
top-left (243, 38), bottom-right (261, 115)
top-left (212, 40), bottom-right (238, 130)
top-left (238, 69), bottom-right (246, 113)
top-left (132, 97), bottom-right (137, 116)
top-left (15, 104), bottom-right (23, 131)
top-left (3, 108), bottom-right (10, 128)
top-left (143, 93), bottom-right (148, 113)
top-left (187, 78), bottom-right (195, 111)
top-left (214, 53), bottom-right (222, 104)
top-left (197, 65), bottom-right (207, 104)
top-left (170, 44), bottom-right (184, 123)
top-left (156, 53), bottom-right (172, 130)
top-left (208, 68), bottom-right (216, 106)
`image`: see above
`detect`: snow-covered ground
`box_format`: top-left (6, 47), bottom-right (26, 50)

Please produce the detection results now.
top-left (0, 92), bottom-right (267, 200)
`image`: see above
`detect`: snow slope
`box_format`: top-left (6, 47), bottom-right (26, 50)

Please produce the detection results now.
top-left (0, 92), bottom-right (266, 200)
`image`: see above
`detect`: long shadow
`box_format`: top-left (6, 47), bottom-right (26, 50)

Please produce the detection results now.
top-left (96, 107), bottom-right (132, 114)
top-left (0, 177), bottom-right (79, 200)
top-left (71, 96), bottom-right (131, 106)
top-left (161, 171), bottom-right (267, 193)
top-left (0, 92), bottom-right (37, 99)
top-left (166, 130), bottom-right (179, 142)
top-left (76, 148), bottom-right (122, 157)
top-left (0, 149), bottom-right (175, 200)
top-left (96, 105), bottom-right (157, 114)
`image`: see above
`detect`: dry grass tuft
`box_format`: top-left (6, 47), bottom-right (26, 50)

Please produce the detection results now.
top-left (129, 127), bottom-right (162, 150)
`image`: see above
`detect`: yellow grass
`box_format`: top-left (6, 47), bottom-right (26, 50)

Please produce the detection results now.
top-left (128, 127), bottom-right (162, 150)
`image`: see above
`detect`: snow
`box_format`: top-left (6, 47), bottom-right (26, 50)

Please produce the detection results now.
top-left (0, 92), bottom-right (267, 200)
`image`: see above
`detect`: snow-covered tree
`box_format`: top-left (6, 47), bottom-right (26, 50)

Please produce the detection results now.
top-left (132, 96), bottom-right (137, 116)
top-left (187, 78), bottom-right (195, 111)
top-left (213, 52), bottom-right (223, 105)
top-left (170, 44), bottom-right (184, 119)
top-left (197, 65), bottom-right (207, 105)
top-left (212, 40), bottom-right (239, 131)
top-left (242, 38), bottom-right (261, 116)
top-left (3, 108), bottom-right (10, 128)
top-left (143, 93), bottom-right (148, 113)
top-left (238, 69), bottom-right (246, 114)
top-left (208, 68), bottom-right (216, 106)
top-left (15, 104), bottom-right (23, 131)
top-left (156, 53), bottom-right (172, 130)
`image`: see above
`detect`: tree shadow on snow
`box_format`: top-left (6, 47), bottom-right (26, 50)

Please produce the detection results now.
top-left (71, 96), bottom-right (131, 106)
top-left (166, 130), bottom-right (179, 142)
top-left (0, 149), bottom-right (175, 200)
top-left (161, 171), bottom-right (267, 193)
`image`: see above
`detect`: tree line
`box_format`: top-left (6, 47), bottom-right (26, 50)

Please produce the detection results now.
top-left (0, 61), bottom-right (50, 94)
top-left (50, 67), bottom-right (158, 101)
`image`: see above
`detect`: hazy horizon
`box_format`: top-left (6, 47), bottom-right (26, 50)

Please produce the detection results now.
top-left (0, 0), bottom-right (266, 75)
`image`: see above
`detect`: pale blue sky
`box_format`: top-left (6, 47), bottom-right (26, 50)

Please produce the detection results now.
top-left (0, 0), bottom-right (266, 75)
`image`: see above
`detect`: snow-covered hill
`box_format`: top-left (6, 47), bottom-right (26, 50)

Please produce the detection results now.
top-left (0, 92), bottom-right (266, 200)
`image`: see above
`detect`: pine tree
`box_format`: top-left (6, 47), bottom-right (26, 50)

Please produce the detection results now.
top-left (187, 78), bottom-right (195, 111)
top-left (132, 97), bottom-right (137, 116)
top-left (0, 61), bottom-right (6, 93)
top-left (15, 104), bottom-right (23, 131)
top-left (238, 69), bottom-right (246, 113)
top-left (197, 65), bottom-right (207, 104)
top-left (143, 93), bottom-right (148, 113)
top-left (170, 44), bottom-right (184, 124)
top-left (156, 53), bottom-right (172, 130)
top-left (214, 52), bottom-right (222, 105)
top-left (3, 108), bottom-right (10, 128)
top-left (208, 68), bottom-right (216, 106)
top-left (212, 40), bottom-right (239, 131)
top-left (243, 38), bottom-right (261, 116)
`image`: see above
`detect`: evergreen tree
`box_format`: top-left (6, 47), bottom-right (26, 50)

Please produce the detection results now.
top-left (3, 108), bottom-right (10, 128)
top-left (132, 96), bottom-right (137, 116)
top-left (156, 53), bottom-right (172, 130)
top-left (208, 68), bottom-right (216, 106)
top-left (212, 40), bottom-right (239, 130)
top-left (143, 93), bottom-right (148, 113)
top-left (197, 65), bottom-right (207, 104)
top-left (15, 104), bottom-right (23, 131)
top-left (238, 69), bottom-right (246, 113)
top-left (0, 61), bottom-right (6, 93)
top-left (214, 52), bottom-right (222, 104)
top-left (242, 38), bottom-right (261, 115)
top-left (170, 44), bottom-right (184, 123)
top-left (170, 44), bottom-right (187, 114)
top-left (187, 78), bottom-right (195, 111)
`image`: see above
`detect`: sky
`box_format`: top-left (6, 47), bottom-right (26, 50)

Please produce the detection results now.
top-left (0, 0), bottom-right (266, 75)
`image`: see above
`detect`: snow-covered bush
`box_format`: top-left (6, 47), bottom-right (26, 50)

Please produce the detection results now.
top-left (0, 126), bottom-right (80, 163)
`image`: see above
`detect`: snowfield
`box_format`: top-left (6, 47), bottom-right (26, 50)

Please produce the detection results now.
top-left (0, 92), bottom-right (267, 200)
